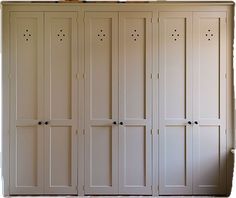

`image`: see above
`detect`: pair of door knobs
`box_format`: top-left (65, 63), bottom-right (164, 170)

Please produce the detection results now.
top-left (188, 121), bottom-right (198, 125)
top-left (113, 121), bottom-right (123, 125)
top-left (113, 121), bottom-right (198, 125)
top-left (38, 121), bottom-right (49, 125)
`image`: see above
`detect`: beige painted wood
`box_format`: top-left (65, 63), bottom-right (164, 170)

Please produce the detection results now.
top-left (226, 6), bottom-right (234, 196)
top-left (84, 12), bottom-right (119, 195)
top-left (2, 2), bottom-right (233, 13)
top-left (192, 12), bottom-right (227, 195)
top-left (159, 12), bottom-right (193, 195)
top-left (3, 2), bottom-right (234, 197)
top-left (118, 12), bottom-right (152, 195)
top-left (77, 11), bottom-right (85, 196)
top-left (44, 12), bottom-right (78, 194)
top-left (2, 6), bottom-right (11, 196)
top-left (9, 12), bottom-right (44, 194)
top-left (152, 9), bottom-right (159, 196)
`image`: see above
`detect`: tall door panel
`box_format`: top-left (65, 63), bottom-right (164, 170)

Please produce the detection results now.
top-left (44, 12), bottom-right (77, 194)
top-left (119, 12), bottom-right (152, 195)
top-left (84, 12), bottom-right (119, 194)
top-left (193, 12), bottom-right (227, 195)
top-left (10, 12), bottom-right (44, 194)
top-left (159, 12), bottom-right (193, 195)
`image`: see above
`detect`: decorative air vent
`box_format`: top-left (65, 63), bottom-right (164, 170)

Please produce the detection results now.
top-left (131, 29), bottom-right (140, 41)
top-left (205, 29), bottom-right (214, 41)
top-left (98, 29), bottom-right (106, 41)
top-left (57, 29), bottom-right (66, 42)
top-left (23, 29), bottom-right (32, 42)
top-left (171, 29), bottom-right (180, 41)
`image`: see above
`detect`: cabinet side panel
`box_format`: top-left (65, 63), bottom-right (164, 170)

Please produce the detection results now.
top-left (2, 6), bottom-right (11, 196)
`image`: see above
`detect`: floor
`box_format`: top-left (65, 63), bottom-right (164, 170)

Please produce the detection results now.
top-left (3, 195), bottom-right (228, 198)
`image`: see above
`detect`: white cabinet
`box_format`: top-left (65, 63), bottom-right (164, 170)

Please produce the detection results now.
top-left (84, 11), bottom-right (152, 195)
top-left (2, 2), bottom-right (233, 197)
top-left (9, 12), bottom-right (78, 195)
top-left (159, 11), bottom-right (227, 195)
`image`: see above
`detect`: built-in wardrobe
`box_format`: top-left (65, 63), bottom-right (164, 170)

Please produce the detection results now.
top-left (1, 1), bottom-right (234, 196)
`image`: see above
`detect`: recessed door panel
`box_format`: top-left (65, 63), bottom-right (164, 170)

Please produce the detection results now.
top-left (159, 12), bottom-right (193, 195)
top-left (164, 126), bottom-right (187, 186)
top-left (124, 19), bottom-right (146, 120)
top-left (198, 126), bottom-right (220, 186)
top-left (124, 126), bottom-right (146, 186)
top-left (119, 12), bottom-right (152, 195)
top-left (91, 18), bottom-right (112, 120)
top-left (44, 12), bottom-right (77, 194)
top-left (49, 127), bottom-right (72, 186)
top-left (16, 23), bottom-right (37, 120)
top-left (165, 19), bottom-right (187, 119)
top-left (199, 19), bottom-right (220, 119)
top-left (193, 12), bottom-right (227, 195)
top-left (10, 12), bottom-right (44, 194)
top-left (91, 127), bottom-right (112, 187)
top-left (16, 127), bottom-right (38, 187)
top-left (50, 20), bottom-right (72, 120)
top-left (84, 12), bottom-right (119, 195)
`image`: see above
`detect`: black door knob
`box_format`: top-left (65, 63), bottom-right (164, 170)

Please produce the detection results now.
top-left (113, 121), bottom-right (117, 125)
top-left (194, 121), bottom-right (198, 125)
top-left (38, 121), bottom-right (42, 125)
top-left (120, 122), bottom-right (123, 125)
top-left (45, 121), bottom-right (49, 125)
top-left (188, 121), bottom-right (192, 125)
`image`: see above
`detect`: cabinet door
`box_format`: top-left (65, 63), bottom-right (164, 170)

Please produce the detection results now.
top-left (9, 12), bottom-right (44, 194)
top-left (192, 12), bottom-right (227, 195)
top-left (44, 12), bottom-right (78, 194)
top-left (84, 12), bottom-right (119, 194)
top-left (159, 12), bottom-right (193, 195)
top-left (119, 12), bottom-right (152, 195)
